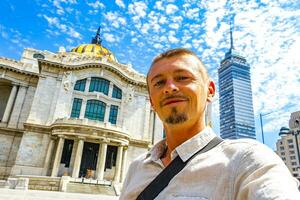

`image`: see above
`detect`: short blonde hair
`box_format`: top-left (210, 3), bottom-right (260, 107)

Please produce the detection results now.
top-left (147, 48), bottom-right (209, 93)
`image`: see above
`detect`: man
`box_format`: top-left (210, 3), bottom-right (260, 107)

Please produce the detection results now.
top-left (120, 48), bottom-right (299, 199)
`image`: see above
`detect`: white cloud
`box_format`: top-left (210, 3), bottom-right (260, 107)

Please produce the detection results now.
top-left (186, 8), bottom-right (199, 19)
top-left (43, 15), bottom-right (59, 26)
top-left (115, 0), bottom-right (125, 8)
top-left (168, 32), bottom-right (179, 43)
top-left (87, 0), bottom-right (105, 9)
top-left (128, 2), bottom-right (147, 19)
top-left (43, 15), bottom-right (81, 39)
top-left (68, 27), bottom-right (81, 39)
top-left (159, 16), bottom-right (167, 24)
top-left (141, 23), bottom-right (150, 34)
top-left (154, 43), bottom-right (164, 49)
top-left (154, 1), bottom-right (164, 11)
top-left (169, 23), bottom-right (179, 29)
top-left (103, 33), bottom-right (116, 43)
top-left (104, 11), bottom-right (127, 28)
top-left (166, 4), bottom-right (178, 14)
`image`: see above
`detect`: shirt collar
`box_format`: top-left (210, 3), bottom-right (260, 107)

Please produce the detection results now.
top-left (145, 127), bottom-right (217, 164)
top-left (175, 127), bottom-right (217, 162)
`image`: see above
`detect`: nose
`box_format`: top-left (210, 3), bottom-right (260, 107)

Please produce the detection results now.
top-left (163, 79), bottom-right (179, 94)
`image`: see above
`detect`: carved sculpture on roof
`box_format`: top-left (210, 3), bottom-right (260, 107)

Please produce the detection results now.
top-left (124, 84), bottom-right (135, 103)
top-left (63, 71), bottom-right (73, 91)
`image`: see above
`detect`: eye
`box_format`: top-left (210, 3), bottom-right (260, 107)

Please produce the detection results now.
top-left (175, 76), bottom-right (189, 81)
top-left (153, 80), bottom-right (165, 87)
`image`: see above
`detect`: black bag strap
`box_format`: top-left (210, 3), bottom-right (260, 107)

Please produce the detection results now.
top-left (136, 136), bottom-right (223, 200)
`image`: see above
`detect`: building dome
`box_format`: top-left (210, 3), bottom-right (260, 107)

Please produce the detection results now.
top-left (71, 44), bottom-right (116, 62)
top-left (70, 27), bottom-right (116, 62)
top-left (279, 126), bottom-right (290, 136)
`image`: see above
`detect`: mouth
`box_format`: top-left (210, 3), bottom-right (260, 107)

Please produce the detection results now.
top-left (161, 97), bottom-right (188, 107)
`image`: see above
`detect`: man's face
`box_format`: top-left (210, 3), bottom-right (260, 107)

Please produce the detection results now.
top-left (147, 55), bottom-right (214, 127)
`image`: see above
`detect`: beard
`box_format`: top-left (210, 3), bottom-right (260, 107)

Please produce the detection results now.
top-left (165, 107), bottom-right (188, 124)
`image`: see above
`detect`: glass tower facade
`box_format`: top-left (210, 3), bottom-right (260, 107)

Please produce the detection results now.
top-left (218, 31), bottom-right (256, 139)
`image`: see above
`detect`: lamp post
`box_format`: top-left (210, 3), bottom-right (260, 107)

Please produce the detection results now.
top-left (292, 119), bottom-right (300, 168)
top-left (259, 112), bottom-right (274, 144)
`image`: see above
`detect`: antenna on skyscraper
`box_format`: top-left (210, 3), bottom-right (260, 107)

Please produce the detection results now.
top-left (230, 17), bottom-right (235, 50)
top-left (229, 0), bottom-right (236, 50)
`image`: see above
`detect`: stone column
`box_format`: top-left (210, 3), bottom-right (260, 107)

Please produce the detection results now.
top-left (71, 137), bottom-right (84, 178)
top-left (85, 78), bottom-right (91, 93)
top-left (143, 100), bottom-right (151, 139)
top-left (113, 145), bottom-right (123, 183)
top-left (2, 85), bottom-right (18, 123)
top-left (51, 136), bottom-right (65, 177)
top-left (120, 146), bottom-right (128, 183)
top-left (96, 142), bottom-right (107, 180)
top-left (8, 85), bottom-right (27, 128)
top-left (43, 139), bottom-right (55, 176)
top-left (108, 82), bottom-right (113, 97)
top-left (79, 98), bottom-right (87, 119)
top-left (104, 104), bottom-right (110, 123)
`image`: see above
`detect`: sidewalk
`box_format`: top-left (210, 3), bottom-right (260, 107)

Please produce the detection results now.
top-left (0, 188), bottom-right (119, 200)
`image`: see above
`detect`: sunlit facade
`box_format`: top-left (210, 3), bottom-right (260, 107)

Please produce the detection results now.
top-left (218, 30), bottom-right (256, 139)
top-left (0, 29), bottom-right (164, 194)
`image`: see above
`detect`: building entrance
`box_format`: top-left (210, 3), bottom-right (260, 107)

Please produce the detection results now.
top-left (79, 142), bottom-right (99, 178)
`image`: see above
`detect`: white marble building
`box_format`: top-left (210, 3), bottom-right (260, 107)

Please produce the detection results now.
top-left (0, 31), bottom-right (165, 193)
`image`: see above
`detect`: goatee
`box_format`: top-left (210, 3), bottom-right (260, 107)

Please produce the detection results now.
top-left (165, 107), bottom-right (188, 124)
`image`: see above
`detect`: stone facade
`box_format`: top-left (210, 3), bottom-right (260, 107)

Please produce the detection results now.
top-left (0, 45), bottom-right (164, 193)
top-left (276, 111), bottom-right (300, 181)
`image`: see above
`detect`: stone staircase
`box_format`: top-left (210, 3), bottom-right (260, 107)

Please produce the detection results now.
top-left (66, 182), bottom-right (116, 195)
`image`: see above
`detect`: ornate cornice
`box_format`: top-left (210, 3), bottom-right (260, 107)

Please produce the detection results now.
top-left (0, 57), bottom-right (39, 76)
top-left (38, 53), bottom-right (146, 87)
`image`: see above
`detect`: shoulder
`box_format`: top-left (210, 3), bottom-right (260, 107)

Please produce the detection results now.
top-left (222, 138), bottom-right (283, 167)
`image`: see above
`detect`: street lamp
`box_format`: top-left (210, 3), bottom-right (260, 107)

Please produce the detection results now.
top-left (259, 112), bottom-right (274, 144)
top-left (292, 119), bottom-right (300, 168)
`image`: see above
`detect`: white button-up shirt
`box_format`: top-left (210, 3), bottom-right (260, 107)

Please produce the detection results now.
top-left (120, 128), bottom-right (300, 200)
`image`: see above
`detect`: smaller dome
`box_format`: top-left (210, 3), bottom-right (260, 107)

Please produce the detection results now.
top-left (279, 127), bottom-right (290, 136)
top-left (71, 44), bottom-right (116, 62)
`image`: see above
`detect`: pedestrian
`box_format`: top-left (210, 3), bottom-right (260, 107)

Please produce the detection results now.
top-left (120, 48), bottom-right (300, 200)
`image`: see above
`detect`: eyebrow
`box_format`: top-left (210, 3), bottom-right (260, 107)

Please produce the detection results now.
top-left (150, 74), bottom-right (163, 83)
top-left (150, 69), bottom-right (191, 83)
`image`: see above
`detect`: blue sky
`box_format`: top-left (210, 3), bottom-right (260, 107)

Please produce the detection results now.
top-left (0, 0), bottom-right (299, 149)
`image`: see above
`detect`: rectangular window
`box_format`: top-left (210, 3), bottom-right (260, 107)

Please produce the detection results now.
top-left (290, 150), bottom-right (295, 154)
top-left (280, 152), bottom-right (285, 156)
top-left (290, 156), bottom-right (296, 160)
top-left (112, 85), bottom-right (122, 99)
top-left (71, 98), bottom-right (82, 118)
top-left (280, 146), bottom-right (284, 150)
top-left (289, 145), bottom-right (294, 149)
top-left (287, 139), bottom-right (293, 144)
top-left (109, 105), bottom-right (118, 124)
top-left (74, 79), bottom-right (86, 91)
top-left (291, 162), bottom-right (297, 166)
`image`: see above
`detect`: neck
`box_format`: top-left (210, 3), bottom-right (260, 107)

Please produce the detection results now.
top-left (164, 120), bottom-right (206, 151)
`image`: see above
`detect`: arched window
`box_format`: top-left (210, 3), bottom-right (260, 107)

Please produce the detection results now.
top-left (84, 100), bottom-right (106, 121)
top-left (74, 79), bottom-right (86, 92)
top-left (89, 77), bottom-right (110, 95)
top-left (112, 85), bottom-right (122, 99)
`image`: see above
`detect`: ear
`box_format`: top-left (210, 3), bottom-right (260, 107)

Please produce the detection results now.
top-left (207, 80), bottom-right (216, 102)
top-left (149, 96), bottom-right (155, 111)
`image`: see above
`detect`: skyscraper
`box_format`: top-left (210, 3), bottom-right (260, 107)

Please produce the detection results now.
top-left (218, 22), bottom-right (256, 139)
